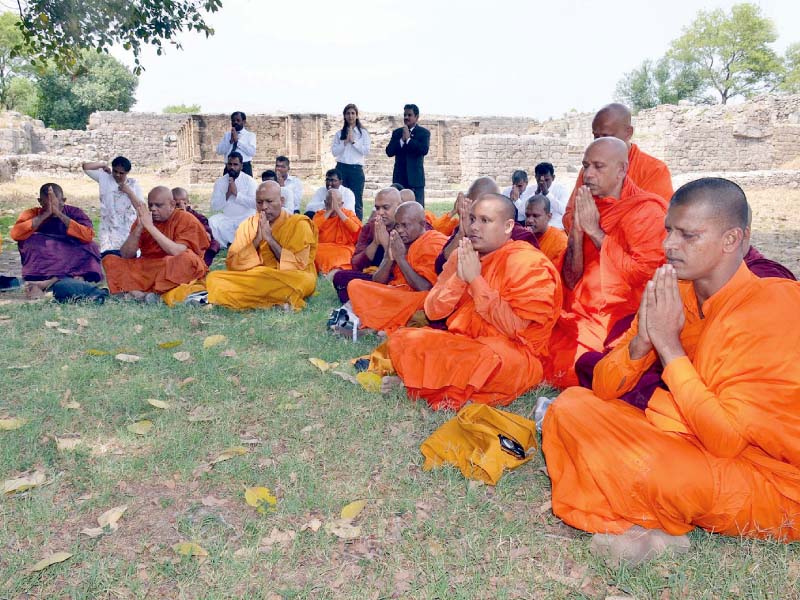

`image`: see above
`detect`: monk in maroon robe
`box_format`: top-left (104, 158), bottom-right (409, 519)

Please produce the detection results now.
top-left (172, 187), bottom-right (220, 266)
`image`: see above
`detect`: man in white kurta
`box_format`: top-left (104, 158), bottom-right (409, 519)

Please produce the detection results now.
top-left (501, 170), bottom-right (537, 222)
top-left (304, 169), bottom-right (356, 215)
top-left (209, 153), bottom-right (258, 246)
top-left (216, 111), bottom-right (257, 177)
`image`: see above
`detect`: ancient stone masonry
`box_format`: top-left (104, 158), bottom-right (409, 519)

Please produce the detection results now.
top-left (0, 95), bottom-right (799, 192)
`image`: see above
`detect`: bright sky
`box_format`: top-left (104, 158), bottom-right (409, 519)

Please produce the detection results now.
top-left (122, 0), bottom-right (800, 119)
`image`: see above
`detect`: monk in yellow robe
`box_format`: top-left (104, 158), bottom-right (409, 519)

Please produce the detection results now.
top-left (312, 188), bottom-right (362, 274)
top-left (103, 186), bottom-right (209, 302)
top-left (382, 194), bottom-right (562, 410)
top-left (348, 201), bottom-right (447, 333)
top-left (543, 177), bottom-right (800, 567)
top-left (547, 138), bottom-right (667, 387)
top-left (566, 103), bottom-right (674, 210)
top-left (205, 181), bottom-right (317, 309)
top-left (525, 194), bottom-right (567, 270)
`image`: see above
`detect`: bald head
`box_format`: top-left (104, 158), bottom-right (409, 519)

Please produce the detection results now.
top-left (394, 201), bottom-right (427, 244)
top-left (399, 189), bottom-right (416, 204)
top-left (172, 186), bottom-right (189, 209)
top-left (395, 200), bottom-right (425, 222)
top-left (467, 193), bottom-right (517, 255)
top-left (466, 176), bottom-right (500, 201)
top-left (374, 187), bottom-right (402, 225)
top-left (592, 103), bottom-right (634, 145)
top-left (582, 137), bottom-right (630, 198)
top-left (473, 193), bottom-right (517, 222)
top-left (670, 177), bottom-right (748, 232)
top-left (147, 186), bottom-right (177, 222)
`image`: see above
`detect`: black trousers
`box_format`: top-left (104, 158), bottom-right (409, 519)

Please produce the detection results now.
top-left (336, 162), bottom-right (365, 220)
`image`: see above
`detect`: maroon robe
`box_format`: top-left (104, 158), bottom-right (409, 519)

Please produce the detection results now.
top-left (185, 207), bottom-right (221, 266)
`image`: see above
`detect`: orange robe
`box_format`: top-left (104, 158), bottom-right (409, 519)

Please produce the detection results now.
top-left (547, 178), bottom-right (667, 388)
top-left (312, 208), bottom-right (361, 273)
top-left (543, 264), bottom-right (800, 540)
top-left (348, 229), bottom-right (447, 332)
top-left (387, 240), bottom-right (562, 410)
top-left (206, 211), bottom-right (317, 309)
top-left (425, 210), bottom-right (459, 236)
top-left (536, 226), bottom-right (567, 271)
top-left (103, 210), bottom-right (209, 295)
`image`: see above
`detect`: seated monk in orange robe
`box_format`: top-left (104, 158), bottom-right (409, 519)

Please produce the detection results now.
top-left (103, 186), bottom-right (209, 302)
top-left (566, 103), bottom-right (674, 210)
top-left (312, 188), bottom-right (362, 274)
top-left (525, 194), bottom-right (567, 270)
top-left (543, 177), bottom-right (800, 567)
top-left (546, 137), bottom-right (668, 387)
top-left (348, 201), bottom-right (447, 333)
top-left (382, 194), bottom-right (562, 410)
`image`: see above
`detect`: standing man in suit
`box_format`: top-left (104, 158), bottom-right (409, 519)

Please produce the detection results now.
top-left (386, 104), bottom-right (430, 206)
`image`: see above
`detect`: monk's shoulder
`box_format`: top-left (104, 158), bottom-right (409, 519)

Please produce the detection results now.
top-left (421, 229), bottom-right (448, 245)
top-left (174, 209), bottom-right (208, 233)
top-left (500, 240), bottom-right (554, 270)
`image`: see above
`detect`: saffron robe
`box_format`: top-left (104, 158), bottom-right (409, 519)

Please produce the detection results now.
top-left (536, 226), bottom-right (568, 271)
top-left (575, 244), bottom-right (797, 408)
top-left (348, 230), bottom-right (447, 332)
top-left (425, 210), bottom-right (459, 236)
top-left (312, 208), bottom-right (362, 273)
top-left (547, 178), bottom-right (667, 388)
top-left (206, 211), bottom-right (317, 309)
top-left (103, 209), bottom-right (210, 294)
top-left (11, 205), bottom-right (102, 282)
top-left (543, 264), bottom-right (800, 540)
top-left (387, 240), bottom-right (562, 410)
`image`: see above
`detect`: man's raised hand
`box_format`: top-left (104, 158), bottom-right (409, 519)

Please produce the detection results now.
top-left (644, 265), bottom-right (686, 365)
top-left (374, 216), bottom-right (390, 248)
top-left (389, 230), bottom-right (406, 262)
top-left (456, 238), bottom-right (481, 283)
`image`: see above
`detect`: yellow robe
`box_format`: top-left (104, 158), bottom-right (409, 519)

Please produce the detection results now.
top-left (206, 212), bottom-right (317, 309)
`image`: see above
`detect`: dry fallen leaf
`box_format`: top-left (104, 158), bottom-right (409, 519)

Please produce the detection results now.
top-left (187, 407), bottom-right (215, 422)
top-left (76, 318), bottom-right (89, 327)
top-left (203, 334), bottom-right (227, 348)
top-left (60, 389), bottom-right (80, 409)
top-left (356, 372), bottom-right (382, 393)
top-left (324, 519), bottom-right (362, 539)
top-left (201, 495), bottom-right (228, 507)
top-left (341, 500), bottom-right (367, 520)
top-left (56, 435), bottom-right (82, 451)
top-left (259, 527), bottom-right (295, 547)
top-left (220, 349), bottom-right (237, 358)
top-left (134, 324), bottom-right (144, 334)
top-left (300, 518), bottom-right (323, 532)
top-left (28, 552), bottom-right (72, 573)
top-left (57, 328), bottom-right (74, 335)
top-left (86, 349), bottom-right (110, 356)
top-left (244, 487), bottom-right (277, 514)
top-left (3, 470), bottom-right (46, 494)
top-left (146, 398), bottom-right (170, 409)
top-left (173, 351), bottom-right (191, 362)
top-left (81, 505), bottom-right (128, 537)
top-left (115, 353), bottom-right (141, 363)
top-left (173, 542), bottom-right (208, 557)
top-left (44, 320), bottom-right (60, 328)
top-left (0, 417), bottom-right (26, 431)
top-left (127, 420), bottom-right (153, 435)
top-left (288, 390), bottom-right (303, 399)
top-left (331, 370), bottom-right (358, 384)
top-left (308, 357), bottom-right (338, 372)
top-left (300, 423), bottom-right (323, 433)
top-left (158, 340), bottom-right (183, 349)
top-left (210, 446), bottom-right (247, 465)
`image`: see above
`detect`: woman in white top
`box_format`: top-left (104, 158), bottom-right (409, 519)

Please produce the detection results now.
top-left (331, 103), bottom-right (370, 220)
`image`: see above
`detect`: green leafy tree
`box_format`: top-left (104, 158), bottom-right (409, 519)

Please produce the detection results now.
top-left (163, 103), bottom-right (201, 114)
top-left (615, 57), bottom-right (705, 112)
top-left (668, 3), bottom-right (783, 104)
top-left (13, 0), bottom-right (222, 75)
top-left (36, 50), bottom-right (138, 129)
top-left (6, 76), bottom-right (38, 116)
top-left (0, 12), bottom-right (31, 108)
top-left (782, 43), bottom-right (800, 94)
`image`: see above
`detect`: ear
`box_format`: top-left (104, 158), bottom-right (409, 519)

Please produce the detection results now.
top-left (721, 227), bottom-right (744, 254)
top-left (504, 218), bottom-right (515, 235)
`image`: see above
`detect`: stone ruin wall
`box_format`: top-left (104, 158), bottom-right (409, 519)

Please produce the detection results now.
top-left (0, 94), bottom-right (798, 190)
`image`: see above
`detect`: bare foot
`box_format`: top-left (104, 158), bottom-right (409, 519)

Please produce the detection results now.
top-left (381, 375), bottom-right (404, 395)
top-left (128, 290), bottom-right (147, 301)
top-left (590, 525), bottom-right (690, 567)
top-left (24, 277), bottom-right (57, 299)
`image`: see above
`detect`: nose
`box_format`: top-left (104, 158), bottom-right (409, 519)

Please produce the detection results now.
top-left (663, 230), bottom-right (678, 252)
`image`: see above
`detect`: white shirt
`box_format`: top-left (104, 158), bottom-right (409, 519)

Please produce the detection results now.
top-left (278, 184), bottom-right (297, 213)
top-left (284, 175), bottom-right (304, 213)
top-left (84, 169), bottom-right (143, 252)
top-left (210, 172), bottom-right (258, 218)
top-left (215, 127), bottom-right (257, 163)
top-left (331, 128), bottom-right (371, 166)
top-left (305, 186), bottom-right (356, 214)
top-left (543, 182), bottom-right (568, 229)
top-left (502, 184), bottom-right (538, 222)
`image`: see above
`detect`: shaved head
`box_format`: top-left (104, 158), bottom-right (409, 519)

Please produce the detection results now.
top-left (374, 187), bottom-right (402, 225)
top-left (592, 103), bottom-right (634, 145)
top-left (395, 200), bottom-right (425, 222)
top-left (399, 189), bottom-right (416, 204)
top-left (473, 192), bottom-right (517, 222)
top-left (670, 177), bottom-right (748, 231)
top-left (466, 176), bottom-right (500, 201)
top-left (147, 186), bottom-right (176, 222)
top-left (526, 193), bottom-right (551, 214)
top-left (582, 137), bottom-right (630, 197)
top-left (394, 200), bottom-right (427, 244)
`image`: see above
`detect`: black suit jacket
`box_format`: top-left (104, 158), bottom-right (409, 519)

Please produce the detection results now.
top-left (385, 125), bottom-right (430, 188)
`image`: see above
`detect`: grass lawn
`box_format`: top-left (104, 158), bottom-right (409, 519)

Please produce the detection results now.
top-left (0, 193), bottom-right (799, 598)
